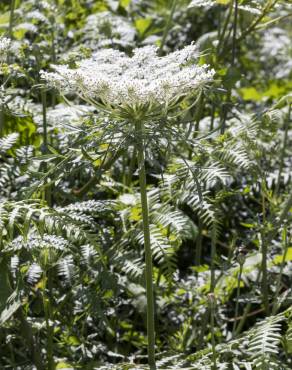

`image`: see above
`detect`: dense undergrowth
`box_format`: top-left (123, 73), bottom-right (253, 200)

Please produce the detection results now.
top-left (0, 0), bottom-right (291, 369)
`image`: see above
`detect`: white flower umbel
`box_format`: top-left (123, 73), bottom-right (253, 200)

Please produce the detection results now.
top-left (41, 44), bottom-right (215, 121)
top-left (0, 37), bottom-right (11, 63)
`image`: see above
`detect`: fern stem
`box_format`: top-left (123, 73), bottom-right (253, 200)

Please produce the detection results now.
top-left (272, 226), bottom-right (289, 315)
top-left (135, 120), bottom-right (156, 369)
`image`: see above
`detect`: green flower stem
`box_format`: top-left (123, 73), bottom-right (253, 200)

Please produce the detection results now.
top-left (232, 261), bottom-right (243, 336)
top-left (208, 294), bottom-right (217, 370)
top-left (159, 0), bottom-right (177, 55)
top-left (272, 226), bottom-right (289, 315)
top-left (8, 0), bottom-right (16, 40)
top-left (126, 146), bottom-right (137, 186)
top-left (210, 223), bottom-right (217, 293)
top-left (195, 218), bottom-right (203, 265)
top-left (275, 103), bottom-right (291, 195)
top-left (235, 270), bottom-right (261, 336)
top-left (43, 271), bottom-right (54, 370)
top-left (17, 308), bottom-right (44, 370)
top-left (220, 0), bottom-right (238, 135)
top-left (135, 120), bottom-right (156, 370)
top-left (261, 180), bottom-right (269, 315)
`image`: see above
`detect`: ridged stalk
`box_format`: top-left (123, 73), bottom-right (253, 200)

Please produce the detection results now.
top-left (135, 120), bottom-right (156, 369)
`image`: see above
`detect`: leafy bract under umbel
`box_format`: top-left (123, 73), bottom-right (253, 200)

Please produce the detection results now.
top-left (41, 44), bottom-right (215, 120)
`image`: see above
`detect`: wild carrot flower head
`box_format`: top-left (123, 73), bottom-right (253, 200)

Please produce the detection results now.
top-left (41, 44), bottom-right (215, 121)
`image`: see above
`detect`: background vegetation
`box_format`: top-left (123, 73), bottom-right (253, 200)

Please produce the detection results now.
top-left (0, 0), bottom-right (291, 369)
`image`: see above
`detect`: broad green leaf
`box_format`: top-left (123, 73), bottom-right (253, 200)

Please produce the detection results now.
top-left (135, 18), bottom-right (152, 36)
top-left (273, 248), bottom-right (292, 265)
top-left (240, 87), bottom-right (262, 102)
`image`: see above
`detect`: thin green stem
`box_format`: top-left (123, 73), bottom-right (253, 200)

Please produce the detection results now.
top-left (126, 146), bottom-right (137, 186)
top-left (135, 120), bottom-right (156, 370)
top-left (208, 294), bottom-right (217, 370)
top-left (235, 269), bottom-right (261, 336)
top-left (195, 219), bottom-right (203, 265)
top-left (232, 262), bottom-right (243, 336)
top-left (261, 180), bottom-right (269, 315)
top-left (220, 0), bottom-right (238, 134)
top-left (41, 88), bottom-right (52, 206)
top-left (231, 0), bottom-right (238, 66)
top-left (8, 0), bottom-right (16, 40)
top-left (216, 1), bottom-right (233, 56)
top-left (159, 0), bottom-right (177, 55)
top-left (236, 0), bottom-right (279, 44)
top-left (275, 104), bottom-right (291, 194)
top-left (43, 271), bottom-right (54, 370)
top-left (210, 223), bottom-right (217, 293)
top-left (272, 226), bottom-right (289, 315)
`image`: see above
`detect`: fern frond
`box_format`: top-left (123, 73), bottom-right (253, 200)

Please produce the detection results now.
top-left (0, 133), bottom-right (19, 153)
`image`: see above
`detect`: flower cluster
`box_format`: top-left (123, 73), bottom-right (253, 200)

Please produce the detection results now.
top-left (0, 37), bottom-right (11, 62)
top-left (82, 11), bottom-right (136, 50)
top-left (41, 44), bottom-right (215, 119)
top-left (188, 0), bottom-right (262, 14)
top-left (188, 0), bottom-right (215, 8)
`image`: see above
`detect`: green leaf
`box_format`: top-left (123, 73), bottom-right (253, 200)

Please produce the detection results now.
top-left (273, 248), bottom-right (292, 265)
top-left (120, 0), bottom-right (131, 8)
top-left (135, 18), bottom-right (152, 36)
top-left (239, 87), bottom-right (262, 101)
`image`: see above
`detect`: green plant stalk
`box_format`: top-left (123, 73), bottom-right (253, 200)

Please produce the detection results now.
top-left (210, 311), bottom-right (217, 370)
top-left (236, 0), bottom-right (279, 43)
top-left (41, 89), bottom-right (52, 206)
top-left (43, 271), bottom-right (54, 370)
top-left (126, 146), bottom-right (137, 186)
top-left (220, 0), bottom-right (238, 134)
top-left (8, 0), bottom-right (16, 40)
top-left (275, 104), bottom-right (291, 194)
top-left (272, 226), bottom-right (289, 315)
top-left (232, 262), bottom-right (243, 336)
top-left (216, 0), bottom-right (234, 55)
top-left (159, 0), bottom-right (177, 55)
top-left (210, 223), bottom-right (217, 293)
top-left (261, 180), bottom-right (269, 315)
top-left (50, 28), bottom-right (57, 108)
top-left (195, 219), bottom-right (203, 265)
top-left (209, 296), bottom-right (217, 370)
top-left (135, 120), bottom-right (156, 369)
top-left (235, 270), bottom-right (261, 336)
top-left (0, 106), bottom-right (4, 137)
